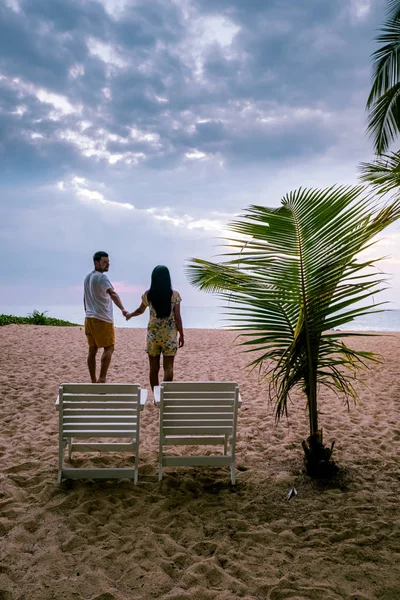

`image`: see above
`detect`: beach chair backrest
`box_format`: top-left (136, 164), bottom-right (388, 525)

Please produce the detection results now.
top-left (57, 383), bottom-right (143, 484)
top-left (157, 381), bottom-right (240, 484)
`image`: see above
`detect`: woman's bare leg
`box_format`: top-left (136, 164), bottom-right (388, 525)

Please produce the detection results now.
top-left (163, 355), bottom-right (175, 382)
top-left (148, 354), bottom-right (161, 390)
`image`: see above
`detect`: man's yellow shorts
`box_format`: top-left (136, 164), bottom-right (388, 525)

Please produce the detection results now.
top-left (85, 318), bottom-right (115, 348)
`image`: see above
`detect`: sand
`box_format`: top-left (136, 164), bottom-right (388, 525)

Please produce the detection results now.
top-left (1, 324), bottom-right (400, 600)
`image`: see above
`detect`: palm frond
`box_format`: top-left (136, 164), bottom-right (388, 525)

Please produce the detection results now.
top-left (366, 4), bottom-right (400, 153)
top-left (367, 83), bottom-right (400, 154)
top-left (387, 0), bottom-right (400, 21)
top-left (359, 150), bottom-right (400, 192)
top-left (367, 17), bottom-right (400, 108)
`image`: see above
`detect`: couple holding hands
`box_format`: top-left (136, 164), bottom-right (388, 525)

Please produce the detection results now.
top-left (83, 251), bottom-right (184, 387)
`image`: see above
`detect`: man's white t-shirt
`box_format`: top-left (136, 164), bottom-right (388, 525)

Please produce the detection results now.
top-left (84, 271), bottom-right (114, 323)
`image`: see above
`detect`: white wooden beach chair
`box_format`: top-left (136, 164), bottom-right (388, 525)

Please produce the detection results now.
top-left (56, 383), bottom-right (147, 484)
top-left (154, 382), bottom-right (241, 484)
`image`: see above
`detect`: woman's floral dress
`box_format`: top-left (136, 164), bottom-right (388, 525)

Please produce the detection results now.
top-left (142, 290), bottom-right (182, 356)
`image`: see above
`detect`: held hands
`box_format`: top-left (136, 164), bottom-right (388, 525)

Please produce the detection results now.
top-left (125, 312), bottom-right (133, 321)
top-left (122, 309), bottom-right (129, 318)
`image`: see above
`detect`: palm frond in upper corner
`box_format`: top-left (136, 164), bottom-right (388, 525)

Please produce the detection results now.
top-left (387, 0), bottom-right (400, 21)
top-left (367, 83), bottom-right (400, 154)
top-left (367, 19), bottom-right (400, 106)
top-left (359, 150), bottom-right (400, 193)
top-left (366, 4), bottom-right (400, 154)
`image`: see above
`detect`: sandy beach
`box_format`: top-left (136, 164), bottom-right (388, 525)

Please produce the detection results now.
top-left (1, 324), bottom-right (400, 600)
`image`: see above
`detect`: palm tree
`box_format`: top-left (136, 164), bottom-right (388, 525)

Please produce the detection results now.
top-left (187, 187), bottom-right (400, 475)
top-left (363, 0), bottom-right (400, 184)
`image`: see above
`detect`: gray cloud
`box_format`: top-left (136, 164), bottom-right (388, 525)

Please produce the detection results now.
top-left (2, 0), bottom-right (398, 309)
top-left (1, 0), bottom-right (383, 175)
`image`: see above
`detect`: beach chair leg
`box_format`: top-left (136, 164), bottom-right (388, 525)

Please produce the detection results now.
top-left (230, 463), bottom-right (236, 485)
top-left (134, 445), bottom-right (139, 485)
top-left (58, 439), bottom-right (67, 484)
top-left (158, 462), bottom-right (163, 481)
top-left (224, 435), bottom-right (228, 455)
top-left (68, 438), bottom-right (72, 460)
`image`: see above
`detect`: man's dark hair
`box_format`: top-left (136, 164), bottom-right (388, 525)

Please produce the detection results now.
top-left (93, 251), bottom-right (109, 263)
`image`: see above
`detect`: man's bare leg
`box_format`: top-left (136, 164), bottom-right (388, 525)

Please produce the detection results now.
top-left (97, 345), bottom-right (114, 383)
top-left (148, 355), bottom-right (161, 390)
top-left (87, 345), bottom-right (98, 383)
top-left (163, 356), bottom-right (175, 382)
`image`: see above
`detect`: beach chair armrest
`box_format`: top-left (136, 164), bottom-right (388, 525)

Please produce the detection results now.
top-left (153, 386), bottom-right (161, 405)
top-left (55, 394), bottom-right (60, 411)
top-left (238, 393), bottom-right (242, 408)
top-left (140, 388), bottom-right (148, 409)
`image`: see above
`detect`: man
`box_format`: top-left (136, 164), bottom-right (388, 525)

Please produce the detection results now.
top-left (84, 251), bottom-right (128, 383)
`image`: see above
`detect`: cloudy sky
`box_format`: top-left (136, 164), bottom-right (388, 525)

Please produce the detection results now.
top-left (1, 0), bottom-right (399, 320)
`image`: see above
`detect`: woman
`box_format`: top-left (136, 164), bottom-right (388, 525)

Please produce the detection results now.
top-left (126, 265), bottom-right (184, 389)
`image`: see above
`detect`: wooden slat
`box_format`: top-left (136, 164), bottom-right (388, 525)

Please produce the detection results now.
top-left (162, 405), bottom-right (233, 414)
top-left (161, 456), bottom-right (231, 467)
top-left (70, 442), bottom-right (136, 452)
top-left (56, 399), bottom-right (145, 412)
top-left (163, 426), bottom-right (232, 436)
top-left (63, 422), bottom-right (137, 431)
top-left (63, 416), bottom-right (138, 425)
top-left (163, 409), bottom-right (233, 418)
top-left (163, 398), bottom-right (234, 407)
top-left (161, 382), bottom-right (237, 392)
top-left (154, 385), bottom-right (242, 407)
top-left (163, 417), bottom-right (233, 426)
top-left (163, 411), bottom-right (233, 424)
top-left (61, 468), bottom-right (137, 479)
top-left (163, 393), bottom-right (235, 401)
top-left (61, 384), bottom-right (140, 394)
top-left (163, 436), bottom-right (226, 445)
top-left (64, 408), bottom-right (139, 416)
top-left (63, 394), bottom-right (139, 402)
top-left (62, 429), bottom-right (136, 437)
top-left (63, 401), bottom-right (139, 410)
top-left (64, 413), bottom-right (138, 419)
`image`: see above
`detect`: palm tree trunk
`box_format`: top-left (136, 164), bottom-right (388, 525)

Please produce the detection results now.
top-left (302, 373), bottom-right (336, 475)
top-left (308, 375), bottom-right (318, 436)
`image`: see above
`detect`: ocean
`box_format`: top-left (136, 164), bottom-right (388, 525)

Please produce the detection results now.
top-left (1, 305), bottom-right (400, 332)
top-left (0, 305), bottom-right (224, 329)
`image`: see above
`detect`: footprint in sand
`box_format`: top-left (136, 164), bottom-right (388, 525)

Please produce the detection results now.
top-left (4, 461), bottom-right (38, 474)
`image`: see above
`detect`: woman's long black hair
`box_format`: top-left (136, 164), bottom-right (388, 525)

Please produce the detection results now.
top-left (147, 265), bottom-right (173, 319)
